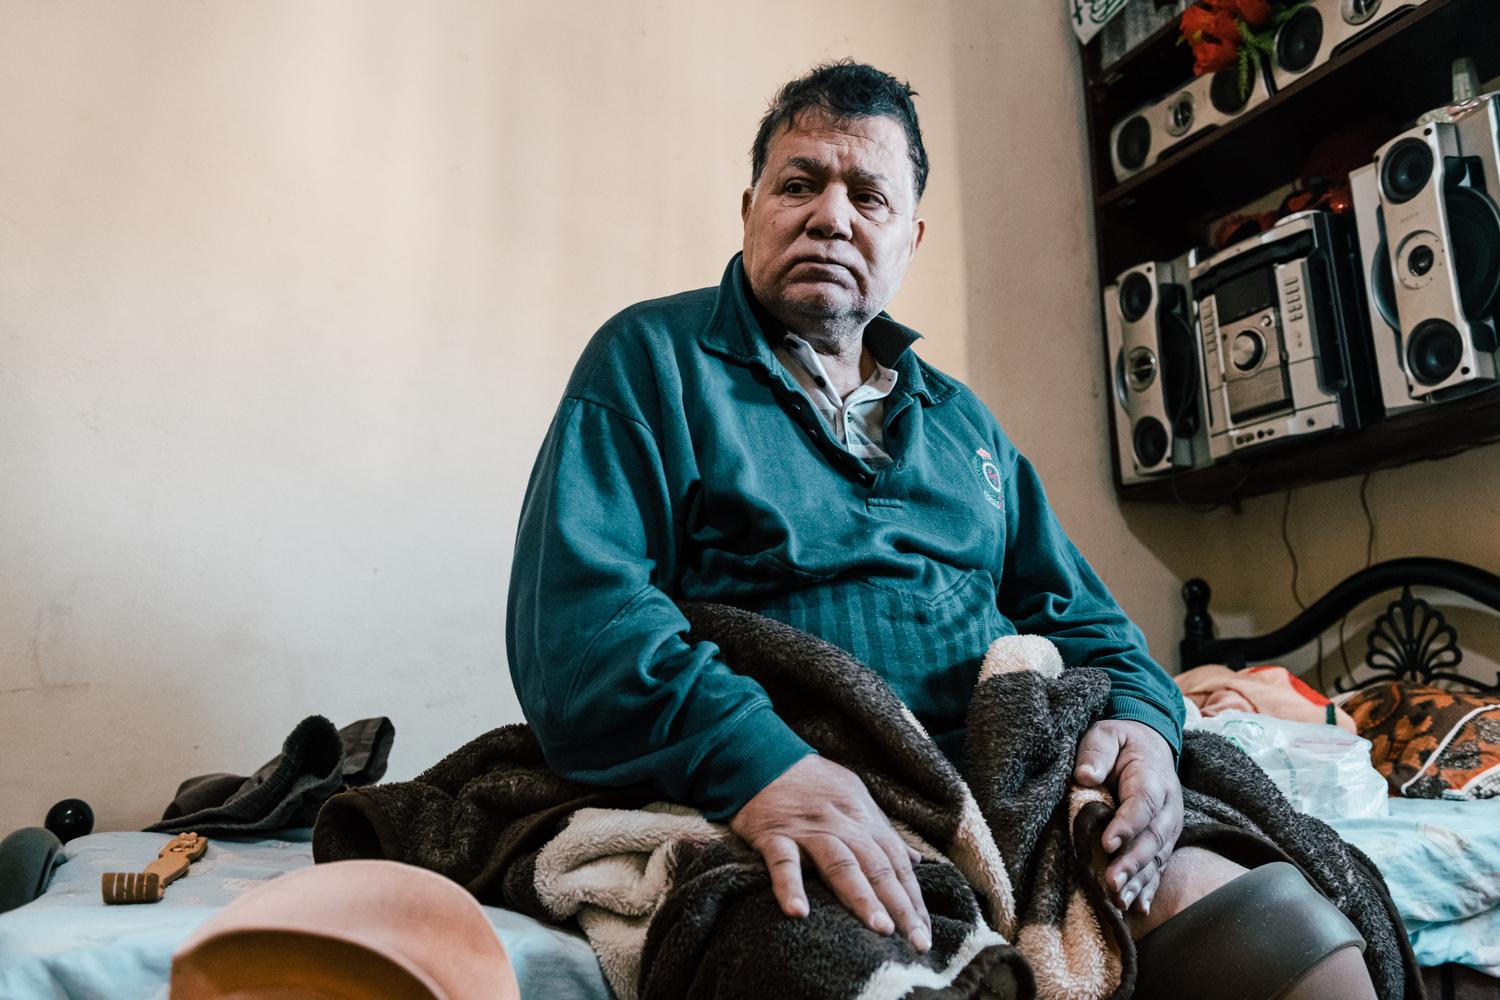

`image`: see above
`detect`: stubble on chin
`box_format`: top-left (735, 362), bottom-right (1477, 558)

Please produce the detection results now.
top-left (761, 280), bottom-right (872, 352)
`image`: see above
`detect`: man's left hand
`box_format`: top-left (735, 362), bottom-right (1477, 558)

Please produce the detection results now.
top-left (1072, 719), bottom-right (1183, 915)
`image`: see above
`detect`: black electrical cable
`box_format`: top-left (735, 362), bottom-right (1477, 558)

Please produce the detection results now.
top-left (1281, 488), bottom-right (1325, 690)
top-left (1338, 472), bottom-right (1378, 686)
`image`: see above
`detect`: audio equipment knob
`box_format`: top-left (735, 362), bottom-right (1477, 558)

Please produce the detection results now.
top-left (1342, 0), bottom-right (1380, 24)
top-left (1231, 331), bottom-right (1265, 371)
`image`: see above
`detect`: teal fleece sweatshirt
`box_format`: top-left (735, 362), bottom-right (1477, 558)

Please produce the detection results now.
top-left (506, 256), bottom-right (1185, 821)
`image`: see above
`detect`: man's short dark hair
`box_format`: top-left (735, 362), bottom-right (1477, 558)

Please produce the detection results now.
top-left (750, 60), bottom-right (929, 202)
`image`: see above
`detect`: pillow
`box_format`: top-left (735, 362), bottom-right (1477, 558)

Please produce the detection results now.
top-left (1342, 681), bottom-right (1500, 799)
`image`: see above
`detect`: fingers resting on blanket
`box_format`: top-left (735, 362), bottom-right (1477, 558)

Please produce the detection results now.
top-left (1072, 719), bottom-right (1184, 916)
top-left (729, 754), bottom-right (933, 953)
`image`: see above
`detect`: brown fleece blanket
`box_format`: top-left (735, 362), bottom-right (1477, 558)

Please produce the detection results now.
top-left (313, 604), bottom-right (1421, 1000)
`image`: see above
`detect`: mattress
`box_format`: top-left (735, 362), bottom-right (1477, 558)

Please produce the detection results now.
top-left (6, 800), bottom-right (1499, 995)
top-left (1327, 796), bottom-right (1500, 976)
top-left (0, 829), bottom-right (613, 1000)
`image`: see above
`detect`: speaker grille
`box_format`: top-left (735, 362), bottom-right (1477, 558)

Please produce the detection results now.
top-left (1407, 319), bottom-right (1464, 385)
top-left (1276, 6), bottom-right (1324, 73)
top-left (1133, 417), bottom-right (1169, 469)
top-left (1380, 138), bottom-right (1433, 204)
top-left (1116, 116), bottom-right (1151, 173)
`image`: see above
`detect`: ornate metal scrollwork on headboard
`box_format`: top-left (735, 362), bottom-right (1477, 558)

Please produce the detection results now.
top-left (1336, 586), bottom-right (1465, 693)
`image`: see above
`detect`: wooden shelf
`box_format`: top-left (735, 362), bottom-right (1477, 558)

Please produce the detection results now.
top-left (1118, 383), bottom-right (1500, 504)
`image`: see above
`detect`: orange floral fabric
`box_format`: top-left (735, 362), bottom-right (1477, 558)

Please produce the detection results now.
top-left (1342, 681), bottom-right (1500, 799)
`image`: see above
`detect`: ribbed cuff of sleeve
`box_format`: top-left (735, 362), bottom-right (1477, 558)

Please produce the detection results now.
top-left (1105, 693), bottom-right (1183, 764)
top-left (694, 704), bottom-right (816, 822)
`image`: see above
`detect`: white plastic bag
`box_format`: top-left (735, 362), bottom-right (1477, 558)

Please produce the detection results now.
top-left (1188, 710), bottom-right (1390, 819)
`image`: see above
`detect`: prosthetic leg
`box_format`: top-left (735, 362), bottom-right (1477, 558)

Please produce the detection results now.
top-left (1133, 862), bottom-right (1372, 1000)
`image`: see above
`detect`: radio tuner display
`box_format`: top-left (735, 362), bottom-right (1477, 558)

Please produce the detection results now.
top-left (1215, 266), bottom-right (1279, 323)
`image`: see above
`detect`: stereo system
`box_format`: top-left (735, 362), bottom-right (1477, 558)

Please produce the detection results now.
top-left (1103, 92), bottom-right (1500, 486)
top-left (1192, 211), bottom-right (1378, 459)
top-left (1104, 257), bottom-right (1211, 483)
top-left (1270, 0), bottom-right (1428, 92)
top-left (1110, 64), bottom-right (1273, 183)
top-left (1107, 0), bottom-right (1429, 185)
top-left (1351, 94), bottom-right (1500, 409)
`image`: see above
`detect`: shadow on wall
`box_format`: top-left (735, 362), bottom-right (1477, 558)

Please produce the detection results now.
top-left (944, 0), bottom-right (1238, 665)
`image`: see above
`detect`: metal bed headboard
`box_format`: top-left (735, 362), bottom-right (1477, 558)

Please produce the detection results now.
top-left (1180, 557), bottom-right (1500, 694)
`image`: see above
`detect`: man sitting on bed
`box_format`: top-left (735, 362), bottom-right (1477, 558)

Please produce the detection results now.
top-left (506, 61), bottom-right (1376, 999)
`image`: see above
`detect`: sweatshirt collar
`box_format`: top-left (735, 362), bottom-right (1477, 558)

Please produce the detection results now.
top-left (699, 254), bottom-right (955, 404)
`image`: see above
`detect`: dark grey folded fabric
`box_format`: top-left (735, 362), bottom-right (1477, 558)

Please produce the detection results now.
top-left (146, 716), bottom-right (394, 836)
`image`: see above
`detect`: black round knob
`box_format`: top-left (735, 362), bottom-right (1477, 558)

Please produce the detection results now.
top-left (45, 799), bottom-right (94, 844)
top-left (1183, 578), bottom-right (1212, 606)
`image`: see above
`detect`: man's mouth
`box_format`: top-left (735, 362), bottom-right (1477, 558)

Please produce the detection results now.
top-left (789, 257), bottom-right (853, 274)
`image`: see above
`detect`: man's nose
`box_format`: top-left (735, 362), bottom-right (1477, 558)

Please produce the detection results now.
top-left (804, 186), bottom-right (855, 241)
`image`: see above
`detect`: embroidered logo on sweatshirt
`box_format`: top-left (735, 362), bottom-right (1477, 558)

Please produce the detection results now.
top-left (970, 448), bottom-right (1003, 510)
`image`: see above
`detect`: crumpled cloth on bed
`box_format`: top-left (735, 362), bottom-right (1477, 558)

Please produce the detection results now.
top-left (314, 604), bottom-right (1421, 1000)
top-left (1176, 663), bottom-right (1358, 732)
top-left (147, 715), bottom-right (394, 836)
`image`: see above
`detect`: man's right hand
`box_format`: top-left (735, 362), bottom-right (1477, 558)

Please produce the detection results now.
top-left (729, 754), bottom-right (932, 952)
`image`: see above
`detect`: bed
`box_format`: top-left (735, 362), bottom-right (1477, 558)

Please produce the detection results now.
top-left (1180, 556), bottom-right (1500, 998)
top-left (0, 827), bottom-right (613, 999)
top-left (4, 557), bottom-right (1500, 999)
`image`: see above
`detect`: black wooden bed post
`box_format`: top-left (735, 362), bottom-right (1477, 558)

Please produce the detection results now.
top-left (1180, 577), bottom-right (1214, 672)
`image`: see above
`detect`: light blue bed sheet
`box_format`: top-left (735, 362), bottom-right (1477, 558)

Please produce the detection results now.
top-left (1327, 796), bottom-right (1500, 975)
top-left (0, 829), bottom-right (613, 1000)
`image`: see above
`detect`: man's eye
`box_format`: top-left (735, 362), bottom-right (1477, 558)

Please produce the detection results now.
top-left (856, 191), bottom-right (889, 208)
top-left (783, 180), bottom-right (813, 195)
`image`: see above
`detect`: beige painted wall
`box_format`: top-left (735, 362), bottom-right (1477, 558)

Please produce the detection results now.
top-left (1, 0), bottom-right (1201, 834)
top-left (1178, 448), bottom-right (1500, 687)
top-left (946, 2), bottom-right (1212, 666)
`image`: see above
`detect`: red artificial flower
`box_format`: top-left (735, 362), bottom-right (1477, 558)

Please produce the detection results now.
top-left (1193, 36), bottom-right (1240, 74)
top-left (1208, 6), bottom-right (1242, 41)
top-left (1180, 3), bottom-right (1223, 42)
top-left (1227, 0), bottom-right (1273, 28)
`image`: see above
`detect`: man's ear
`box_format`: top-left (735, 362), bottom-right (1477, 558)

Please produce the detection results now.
top-left (741, 188), bottom-right (753, 225)
top-left (910, 217), bottom-right (926, 257)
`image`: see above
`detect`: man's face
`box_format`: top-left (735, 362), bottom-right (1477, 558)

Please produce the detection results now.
top-left (741, 112), bottom-right (925, 340)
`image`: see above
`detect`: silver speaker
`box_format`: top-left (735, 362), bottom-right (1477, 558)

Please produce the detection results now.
top-left (1270, 0), bottom-right (1426, 92)
top-left (1104, 256), bottom-right (1211, 485)
top-left (1372, 105), bottom-right (1500, 399)
top-left (1350, 162), bottom-right (1422, 416)
top-left (1109, 64), bottom-right (1273, 184)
